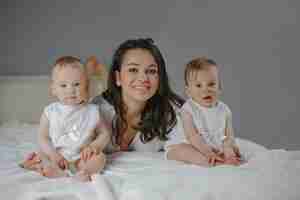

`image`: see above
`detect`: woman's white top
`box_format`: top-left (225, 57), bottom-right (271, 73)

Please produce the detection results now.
top-left (44, 102), bottom-right (100, 161)
top-left (92, 96), bottom-right (165, 153)
top-left (166, 98), bottom-right (232, 150)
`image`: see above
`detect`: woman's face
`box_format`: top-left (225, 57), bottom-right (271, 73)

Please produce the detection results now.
top-left (115, 48), bottom-right (159, 105)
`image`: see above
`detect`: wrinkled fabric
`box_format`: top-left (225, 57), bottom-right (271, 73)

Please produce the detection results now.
top-left (1, 122), bottom-right (300, 200)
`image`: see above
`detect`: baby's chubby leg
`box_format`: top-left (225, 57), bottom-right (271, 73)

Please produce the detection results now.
top-left (41, 165), bottom-right (68, 178)
top-left (33, 151), bottom-right (69, 178)
top-left (166, 143), bottom-right (210, 167)
top-left (19, 152), bottom-right (42, 170)
top-left (19, 151), bottom-right (68, 178)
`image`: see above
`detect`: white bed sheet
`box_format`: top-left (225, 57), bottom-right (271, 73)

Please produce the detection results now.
top-left (0, 122), bottom-right (299, 200)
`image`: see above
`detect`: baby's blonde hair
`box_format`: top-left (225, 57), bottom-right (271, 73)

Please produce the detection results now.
top-left (184, 56), bottom-right (219, 87)
top-left (52, 56), bottom-right (86, 79)
top-left (51, 56), bottom-right (89, 102)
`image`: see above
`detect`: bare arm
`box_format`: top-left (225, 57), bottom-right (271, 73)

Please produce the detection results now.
top-left (38, 113), bottom-right (57, 156)
top-left (38, 113), bottom-right (68, 169)
top-left (181, 110), bottom-right (216, 156)
top-left (80, 119), bottom-right (111, 161)
top-left (89, 119), bottom-right (111, 153)
top-left (223, 112), bottom-right (241, 159)
top-left (223, 112), bottom-right (238, 149)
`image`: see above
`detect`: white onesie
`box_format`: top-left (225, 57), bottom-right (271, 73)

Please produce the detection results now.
top-left (166, 98), bottom-right (232, 150)
top-left (44, 102), bottom-right (100, 161)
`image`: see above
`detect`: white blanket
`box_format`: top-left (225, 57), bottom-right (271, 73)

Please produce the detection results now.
top-left (0, 122), bottom-right (299, 200)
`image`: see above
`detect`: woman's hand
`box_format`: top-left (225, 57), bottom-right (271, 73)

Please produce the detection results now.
top-left (224, 156), bottom-right (241, 165)
top-left (205, 148), bottom-right (224, 166)
top-left (80, 145), bottom-right (98, 162)
top-left (49, 152), bottom-right (68, 170)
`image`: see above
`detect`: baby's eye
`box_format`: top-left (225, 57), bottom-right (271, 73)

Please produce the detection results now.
top-left (146, 68), bottom-right (158, 75)
top-left (195, 84), bottom-right (202, 88)
top-left (208, 82), bottom-right (216, 87)
top-left (128, 68), bottom-right (138, 73)
top-left (60, 84), bottom-right (67, 88)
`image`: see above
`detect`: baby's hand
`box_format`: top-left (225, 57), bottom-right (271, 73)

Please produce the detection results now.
top-left (80, 145), bottom-right (98, 162)
top-left (224, 146), bottom-right (236, 158)
top-left (224, 145), bottom-right (241, 158)
top-left (49, 152), bottom-right (68, 170)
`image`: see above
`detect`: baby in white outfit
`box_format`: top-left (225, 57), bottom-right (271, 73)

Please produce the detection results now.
top-left (20, 56), bottom-right (110, 181)
top-left (166, 57), bottom-right (241, 166)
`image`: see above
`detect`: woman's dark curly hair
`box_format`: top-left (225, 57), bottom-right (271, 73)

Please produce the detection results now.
top-left (103, 38), bottom-right (184, 144)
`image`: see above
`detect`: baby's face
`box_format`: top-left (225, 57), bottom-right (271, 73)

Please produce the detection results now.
top-left (51, 65), bottom-right (88, 105)
top-left (186, 66), bottom-right (220, 108)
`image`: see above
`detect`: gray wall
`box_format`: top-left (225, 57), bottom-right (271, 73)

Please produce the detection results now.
top-left (1, 0), bottom-right (299, 150)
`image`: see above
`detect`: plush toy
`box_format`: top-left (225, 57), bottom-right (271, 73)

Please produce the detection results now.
top-left (85, 56), bottom-right (107, 78)
top-left (85, 56), bottom-right (108, 95)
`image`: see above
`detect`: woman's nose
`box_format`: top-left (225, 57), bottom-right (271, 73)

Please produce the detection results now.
top-left (138, 71), bottom-right (149, 81)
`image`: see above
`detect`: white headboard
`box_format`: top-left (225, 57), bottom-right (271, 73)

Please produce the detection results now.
top-left (0, 76), bottom-right (106, 123)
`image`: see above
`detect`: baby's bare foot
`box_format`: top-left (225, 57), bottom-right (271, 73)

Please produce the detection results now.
top-left (19, 152), bottom-right (42, 170)
top-left (41, 166), bottom-right (68, 178)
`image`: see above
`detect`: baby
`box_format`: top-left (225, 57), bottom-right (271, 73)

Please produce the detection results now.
top-left (167, 57), bottom-right (241, 166)
top-left (20, 56), bottom-right (110, 181)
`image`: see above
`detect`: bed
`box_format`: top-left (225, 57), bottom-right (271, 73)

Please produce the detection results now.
top-left (1, 76), bottom-right (300, 200)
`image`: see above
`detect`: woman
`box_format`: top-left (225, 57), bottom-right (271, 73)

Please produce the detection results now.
top-left (92, 38), bottom-right (184, 152)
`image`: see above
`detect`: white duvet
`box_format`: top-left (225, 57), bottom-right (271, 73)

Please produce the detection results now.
top-left (0, 122), bottom-right (299, 200)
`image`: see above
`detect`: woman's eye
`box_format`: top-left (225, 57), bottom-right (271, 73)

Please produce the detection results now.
top-left (146, 69), bottom-right (158, 75)
top-left (196, 84), bottom-right (202, 88)
top-left (128, 68), bottom-right (138, 73)
top-left (60, 84), bottom-right (67, 88)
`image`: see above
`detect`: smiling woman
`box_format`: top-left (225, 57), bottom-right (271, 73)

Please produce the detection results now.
top-left (92, 38), bottom-right (184, 153)
top-left (115, 48), bottom-right (159, 107)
